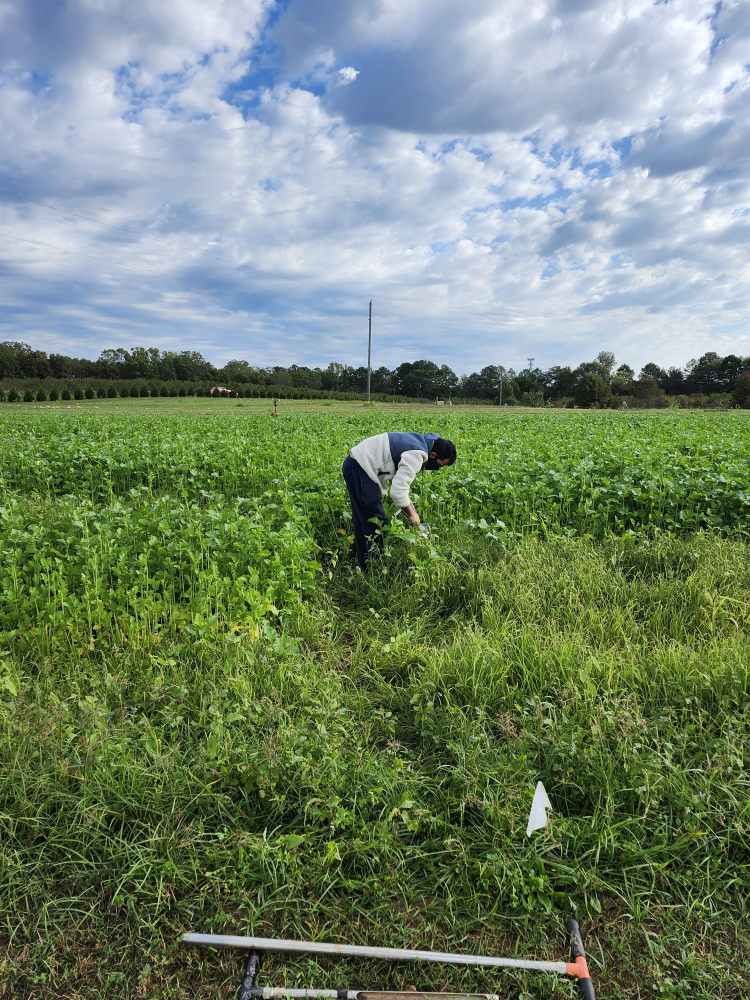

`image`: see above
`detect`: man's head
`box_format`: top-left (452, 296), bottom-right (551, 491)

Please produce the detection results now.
top-left (427, 437), bottom-right (457, 469)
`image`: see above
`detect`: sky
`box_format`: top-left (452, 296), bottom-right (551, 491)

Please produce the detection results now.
top-left (0, 0), bottom-right (749, 375)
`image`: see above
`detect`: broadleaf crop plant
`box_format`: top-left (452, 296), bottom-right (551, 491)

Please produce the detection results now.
top-left (0, 405), bottom-right (748, 999)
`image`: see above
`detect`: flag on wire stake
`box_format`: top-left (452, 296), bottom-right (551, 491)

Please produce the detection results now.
top-left (526, 781), bottom-right (552, 837)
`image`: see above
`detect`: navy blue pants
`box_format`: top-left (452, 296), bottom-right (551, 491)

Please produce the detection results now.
top-left (342, 456), bottom-right (389, 570)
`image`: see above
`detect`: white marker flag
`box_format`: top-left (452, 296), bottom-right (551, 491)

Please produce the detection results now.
top-left (526, 781), bottom-right (552, 837)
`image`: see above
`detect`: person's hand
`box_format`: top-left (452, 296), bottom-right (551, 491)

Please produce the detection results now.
top-left (404, 505), bottom-right (420, 525)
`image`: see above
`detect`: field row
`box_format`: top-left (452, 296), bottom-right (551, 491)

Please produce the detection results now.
top-left (1, 410), bottom-right (748, 536)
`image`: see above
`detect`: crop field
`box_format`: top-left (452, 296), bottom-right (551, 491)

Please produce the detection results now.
top-left (1, 404), bottom-right (749, 999)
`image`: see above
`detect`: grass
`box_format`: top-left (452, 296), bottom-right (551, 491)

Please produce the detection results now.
top-left (0, 408), bottom-right (749, 999)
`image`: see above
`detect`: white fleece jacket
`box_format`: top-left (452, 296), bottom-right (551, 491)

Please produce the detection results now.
top-left (349, 432), bottom-right (426, 508)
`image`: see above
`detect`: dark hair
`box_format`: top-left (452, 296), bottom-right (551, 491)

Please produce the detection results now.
top-left (432, 437), bottom-right (457, 465)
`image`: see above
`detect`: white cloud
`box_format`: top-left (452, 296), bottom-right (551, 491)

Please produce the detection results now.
top-left (0, 0), bottom-right (748, 373)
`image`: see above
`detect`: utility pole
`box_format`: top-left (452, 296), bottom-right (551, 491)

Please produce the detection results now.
top-left (498, 372), bottom-right (503, 407)
top-left (366, 300), bottom-right (372, 402)
top-left (527, 357), bottom-right (535, 373)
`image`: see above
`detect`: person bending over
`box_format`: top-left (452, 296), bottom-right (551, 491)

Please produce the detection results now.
top-left (342, 431), bottom-right (457, 570)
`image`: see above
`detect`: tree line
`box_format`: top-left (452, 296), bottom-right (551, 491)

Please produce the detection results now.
top-left (1, 341), bottom-right (749, 407)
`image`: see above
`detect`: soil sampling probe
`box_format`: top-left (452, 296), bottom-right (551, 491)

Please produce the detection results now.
top-left (182, 920), bottom-right (596, 999)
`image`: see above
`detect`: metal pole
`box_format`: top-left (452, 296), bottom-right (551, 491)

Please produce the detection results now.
top-left (181, 935), bottom-right (568, 975)
top-left (499, 375), bottom-right (503, 407)
top-left (366, 300), bottom-right (372, 402)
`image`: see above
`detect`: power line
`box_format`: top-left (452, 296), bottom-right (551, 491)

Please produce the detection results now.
top-left (370, 298), bottom-right (429, 339)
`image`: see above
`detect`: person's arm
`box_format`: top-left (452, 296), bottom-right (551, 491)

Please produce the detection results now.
top-left (390, 450), bottom-right (427, 523)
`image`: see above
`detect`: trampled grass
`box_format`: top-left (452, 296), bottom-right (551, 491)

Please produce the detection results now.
top-left (0, 407), bottom-right (748, 998)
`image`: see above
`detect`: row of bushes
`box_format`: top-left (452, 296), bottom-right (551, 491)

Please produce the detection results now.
top-left (4, 382), bottom-right (744, 409)
top-left (0, 379), bottom-right (504, 405)
top-left (1, 385), bottom-right (341, 402)
top-left (0, 382), bottom-right (416, 403)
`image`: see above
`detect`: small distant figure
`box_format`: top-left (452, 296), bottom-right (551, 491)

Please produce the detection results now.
top-left (271, 396), bottom-right (280, 417)
top-left (620, 400), bottom-right (629, 410)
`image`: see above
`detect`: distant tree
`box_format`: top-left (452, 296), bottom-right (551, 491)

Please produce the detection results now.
top-left (574, 373), bottom-right (612, 408)
top-left (662, 366), bottom-right (685, 395)
top-left (611, 363), bottom-right (635, 395)
top-left (460, 365), bottom-right (512, 399)
top-left (126, 347), bottom-right (160, 379)
top-left (391, 360), bottom-right (446, 397)
top-left (170, 350), bottom-right (216, 382)
top-left (221, 359), bottom-right (255, 384)
top-left (640, 363), bottom-right (666, 385)
top-left (514, 368), bottom-right (546, 396)
top-left (321, 362), bottom-right (345, 390)
top-left (269, 366), bottom-right (293, 386)
top-left (716, 354), bottom-right (747, 389)
top-left (684, 352), bottom-right (722, 393)
top-left (283, 364), bottom-right (324, 390)
top-left (97, 348), bottom-right (129, 378)
top-left (434, 364), bottom-right (457, 396)
top-left (732, 372), bottom-right (750, 408)
top-left (0, 342), bottom-right (20, 377)
top-left (36, 388), bottom-right (47, 401)
top-left (545, 365), bottom-right (577, 398)
top-left (369, 366), bottom-right (393, 393)
top-left (632, 378), bottom-right (668, 407)
top-left (595, 351), bottom-right (616, 380)
top-left (15, 344), bottom-right (52, 379)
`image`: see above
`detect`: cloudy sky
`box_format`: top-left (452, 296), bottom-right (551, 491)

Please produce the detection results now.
top-left (0, 0), bottom-right (749, 374)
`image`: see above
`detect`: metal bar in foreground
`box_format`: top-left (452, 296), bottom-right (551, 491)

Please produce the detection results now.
top-left (181, 934), bottom-right (568, 976)
top-left (241, 991), bottom-right (499, 999)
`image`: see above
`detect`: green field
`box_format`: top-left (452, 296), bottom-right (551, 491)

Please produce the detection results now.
top-left (1, 404), bottom-right (749, 999)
